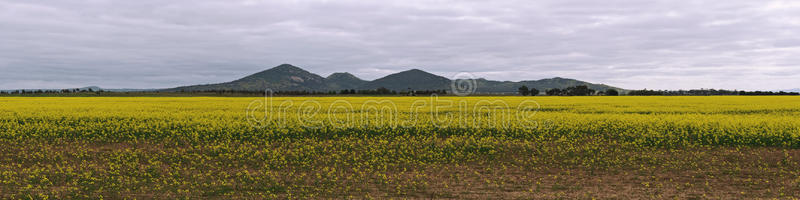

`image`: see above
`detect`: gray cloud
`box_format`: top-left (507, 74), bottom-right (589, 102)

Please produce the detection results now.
top-left (1, 0), bottom-right (799, 90)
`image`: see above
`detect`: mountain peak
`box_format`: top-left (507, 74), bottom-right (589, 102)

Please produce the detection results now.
top-left (388, 68), bottom-right (446, 79)
top-left (358, 68), bottom-right (451, 91)
top-left (325, 72), bottom-right (367, 90)
top-left (387, 69), bottom-right (442, 78)
top-left (246, 64), bottom-right (315, 78)
top-left (271, 64), bottom-right (305, 72)
top-left (401, 68), bottom-right (429, 74)
top-left (327, 72), bottom-right (359, 79)
top-left (166, 64), bottom-right (328, 91)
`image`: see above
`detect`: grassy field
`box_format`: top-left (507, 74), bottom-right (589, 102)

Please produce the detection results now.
top-left (1, 96), bottom-right (799, 199)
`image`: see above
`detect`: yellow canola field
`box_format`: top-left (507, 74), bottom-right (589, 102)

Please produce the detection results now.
top-left (1, 96), bottom-right (798, 147)
top-left (2, 96), bottom-right (800, 198)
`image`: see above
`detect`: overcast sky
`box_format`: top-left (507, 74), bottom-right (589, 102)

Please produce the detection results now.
top-left (1, 0), bottom-right (799, 90)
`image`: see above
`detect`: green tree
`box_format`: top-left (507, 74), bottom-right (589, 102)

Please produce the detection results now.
top-left (606, 89), bottom-right (619, 96)
top-left (565, 85), bottom-right (594, 96)
top-left (546, 88), bottom-right (562, 96)
top-left (518, 86), bottom-right (530, 96)
top-left (529, 88), bottom-right (539, 96)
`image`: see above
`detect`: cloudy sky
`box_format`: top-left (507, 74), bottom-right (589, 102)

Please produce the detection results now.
top-left (1, 0), bottom-right (799, 90)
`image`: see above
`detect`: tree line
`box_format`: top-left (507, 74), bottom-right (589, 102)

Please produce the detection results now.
top-left (4, 86), bottom-right (797, 96)
top-left (627, 89), bottom-right (799, 96)
top-left (0, 88), bottom-right (102, 94)
top-left (518, 85), bottom-right (619, 96)
top-left (176, 87), bottom-right (448, 96)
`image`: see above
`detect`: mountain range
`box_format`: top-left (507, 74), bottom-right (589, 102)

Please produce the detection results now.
top-left (164, 64), bottom-right (622, 94)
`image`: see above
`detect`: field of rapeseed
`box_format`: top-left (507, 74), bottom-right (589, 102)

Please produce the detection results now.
top-left (1, 96), bottom-right (799, 198)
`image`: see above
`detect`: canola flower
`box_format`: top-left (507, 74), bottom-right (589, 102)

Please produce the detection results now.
top-left (1, 96), bottom-right (798, 147)
top-left (0, 96), bottom-right (798, 198)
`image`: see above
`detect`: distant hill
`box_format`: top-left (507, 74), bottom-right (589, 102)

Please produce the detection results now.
top-left (163, 64), bottom-right (623, 93)
top-left (358, 69), bottom-right (451, 91)
top-left (325, 72), bottom-right (367, 91)
top-left (164, 64), bottom-right (327, 92)
top-left (778, 88), bottom-right (800, 93)
top-left (474, 77), bottom-right (621, 93)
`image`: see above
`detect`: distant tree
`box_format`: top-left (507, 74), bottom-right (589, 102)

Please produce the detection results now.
top-left (376, 87), bottom-right (391, 94)
top-left (518, 86), bottom-right (530, 96)
top-left (606, 89), bottom-right (619, 96)
top-left (543, 85), bottom-right (595, 96)
top-left (529, 88), bottom-right (539, 96)
top-left (546, 88), bottom-right (562, 96)
top-left (564, 85), bottom-right (594, 96)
